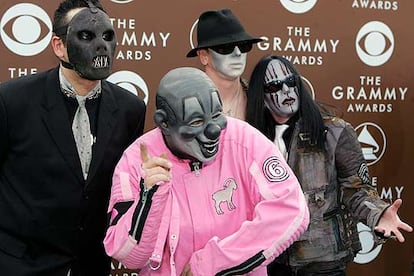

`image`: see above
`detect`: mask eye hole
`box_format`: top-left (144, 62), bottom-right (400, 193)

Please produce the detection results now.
top-left (103, 30), bottom-right (115, 41)
top-left (189, 118), bottom-right (204, 127)
top-left (77, 30), bottom-right (94, 41)
top-left (212, 112), bottom-right (222, 120)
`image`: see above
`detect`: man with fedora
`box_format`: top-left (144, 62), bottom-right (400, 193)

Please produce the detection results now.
top-left (187, 9), bottom-right (262, 121)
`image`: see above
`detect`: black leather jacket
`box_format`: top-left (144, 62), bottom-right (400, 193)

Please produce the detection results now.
top-left (284, 116), bottom-right (388, 266)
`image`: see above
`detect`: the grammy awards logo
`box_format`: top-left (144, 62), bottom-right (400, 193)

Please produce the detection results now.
top-left (358, 125), bottom-right (379, 161)
top-left (355, 122), bottom-right (386, 166)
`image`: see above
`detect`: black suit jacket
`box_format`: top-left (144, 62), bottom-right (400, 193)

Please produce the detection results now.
top-left (0, 67), bottom-right (146, 275)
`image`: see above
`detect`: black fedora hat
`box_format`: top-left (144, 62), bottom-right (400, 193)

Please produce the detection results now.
top-left (186, 9), bottom-right (263, 57)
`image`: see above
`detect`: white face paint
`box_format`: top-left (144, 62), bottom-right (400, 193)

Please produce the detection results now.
top-left (208, 47), bottom-right (247, 80)
top-left (263, 59), bottom-right (300, 121)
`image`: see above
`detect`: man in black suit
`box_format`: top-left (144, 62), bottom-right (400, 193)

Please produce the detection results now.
top-left (0, 0), bottom-right (146, 275)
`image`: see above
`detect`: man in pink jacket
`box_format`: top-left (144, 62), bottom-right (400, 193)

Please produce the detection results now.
top-left (104, 67), bottom-right (309, 275)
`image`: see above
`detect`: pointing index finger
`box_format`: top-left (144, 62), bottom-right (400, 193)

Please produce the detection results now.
top-left (140, 142), bottom-right (150, 163)
top-left (160, 152), bottom-right (168, 160)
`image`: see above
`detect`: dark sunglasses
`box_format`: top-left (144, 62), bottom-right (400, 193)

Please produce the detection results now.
top-left (210, 42), bottom-right (253, 55)
top-left (264, 76), bottom-right (298, 94)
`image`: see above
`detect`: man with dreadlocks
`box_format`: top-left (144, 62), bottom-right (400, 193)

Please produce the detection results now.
top-left (0, 0), bottom-right (145, 274)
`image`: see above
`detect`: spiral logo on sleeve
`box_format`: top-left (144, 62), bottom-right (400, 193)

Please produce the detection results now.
top-left (263, 156), bottom-right (290, 182)
top-left (356, 21), bottom-right (394, 67)
top-left (107, 70), bottom-right (149, 104)
top-left (0, 3), bottom-right (52, 56)
top-left (279, 0), bottom-right (318, 14)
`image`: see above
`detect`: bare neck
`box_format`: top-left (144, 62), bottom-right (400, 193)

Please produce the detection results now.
top-left (205, 70), bottom-right (241, 102)
top-left (205, 70), bottom-right (246, 120)
top-left (272, 113), bottom-right (291, 124)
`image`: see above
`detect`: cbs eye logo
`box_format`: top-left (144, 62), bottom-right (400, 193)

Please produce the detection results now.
top-left (107, 70), bottom-right (149, 105)
top-left (189, 19), bottom-right (198, 50)
top-left (353, 222), bottom-right (382, 264)
top-left (301, 76), bottom-right (315, 100)
top-left (356, 21), bottom-right (394, 67)
top-left (110, 0), bottom-right (134, 3)
top-left (279, 0), bottom-right (318, 14)
top-left (0, 3), bottom-right (52, 56)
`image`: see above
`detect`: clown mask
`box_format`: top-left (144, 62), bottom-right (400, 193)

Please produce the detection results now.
top-left (154, 68), bottom-right (227, 163)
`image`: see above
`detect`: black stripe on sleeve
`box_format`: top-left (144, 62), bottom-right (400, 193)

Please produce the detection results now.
top-left (109, 201), bottom-right (134, 226)
top-left (215, 251), bottom-right (266, 276)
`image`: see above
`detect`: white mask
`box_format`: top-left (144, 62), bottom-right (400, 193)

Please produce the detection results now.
top-left (208, 46), bottom-right (247, 80)
top-left (263, 59), bottom-right (300, 120)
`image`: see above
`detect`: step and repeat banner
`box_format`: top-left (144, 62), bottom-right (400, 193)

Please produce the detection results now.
top-left (0, 0), bottom-right (412, 275)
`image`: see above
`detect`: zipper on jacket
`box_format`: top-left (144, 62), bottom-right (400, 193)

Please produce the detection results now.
top-left (190, 161), bottom-right (202, 176)
top-left (132, 187), bottom-right (150, 237)
top-left (130, 180), bottom-right (159, 242)
top-left (193, 162), bottom-right (200, 176)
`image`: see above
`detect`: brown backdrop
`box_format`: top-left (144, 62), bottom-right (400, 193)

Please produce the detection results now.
top-left (0, 0), bottom-right (412, 275)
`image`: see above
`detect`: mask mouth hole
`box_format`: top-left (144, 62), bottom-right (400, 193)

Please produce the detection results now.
top-left (199, 139), bottom-right (219, 155)
top-left (92, 55), bottom-right (110, 68)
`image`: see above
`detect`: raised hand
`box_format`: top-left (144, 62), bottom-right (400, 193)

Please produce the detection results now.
top-left (140, 142), bottom-right (172, 189)
top-left (375, 198), bottom-right (413, 242)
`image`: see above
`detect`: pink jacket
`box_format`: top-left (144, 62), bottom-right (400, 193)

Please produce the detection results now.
top-left (104, 117), bottom-right (309, 275)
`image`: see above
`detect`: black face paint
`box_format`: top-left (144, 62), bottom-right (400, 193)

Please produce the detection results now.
top-left (65, 8), bottom-right (116, 80)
